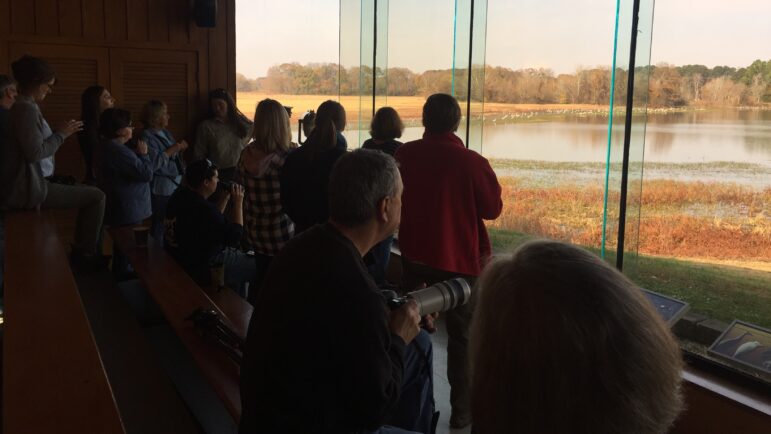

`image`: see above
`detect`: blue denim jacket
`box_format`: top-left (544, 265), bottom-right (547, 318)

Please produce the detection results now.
top-left (100, 138), bottom-right (153, 226)
top-left (141, 129), bottom-right (184, 196)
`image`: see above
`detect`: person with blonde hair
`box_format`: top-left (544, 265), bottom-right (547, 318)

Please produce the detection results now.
top-left (139, 99), bottom-right (188, 245)
top-left (237, 98), bottom-right (296, 305)
top-left (470, 240), bottom-right (684, 434)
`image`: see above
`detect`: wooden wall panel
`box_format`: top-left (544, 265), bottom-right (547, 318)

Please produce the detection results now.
top-left (168, 0), bottom-right (190, 45)
top-left (225, 0), bottom-right (236, 94)
top-left (105, 0), bottom-right (127, 40)
top-left (126, 0), bottom-right (149, 42)
top-left (35, 0), bottom-right (60, 37)
top-left (10, 0), bottom-right (36, 35)
top-left (110, 48), bottom-right (198, 141)
top-left (0, 42), bottom-right (8, 74)
top-left (82, 0), bottom-right (105, 39)
top-left (207, 0), bottom-right (229, 91)
top-left (0, 0), bottom-right (10, 35)
top-left (148, 0), bottom-right (170, 43)
top-left (2, 0), bottom-right (234, 175)
top-left (59, 0), bottom-right (84, 38)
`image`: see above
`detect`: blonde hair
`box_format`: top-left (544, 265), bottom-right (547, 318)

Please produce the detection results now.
top-left (471, 240), bottom-right (683, 434)
top-left (252, 98), bottom-right (291, 153)
top-left (141, 99), bottom-right (166, 129)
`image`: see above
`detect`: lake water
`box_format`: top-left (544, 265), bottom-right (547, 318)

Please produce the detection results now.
top-left (346, 109), bottom-right (771, 168)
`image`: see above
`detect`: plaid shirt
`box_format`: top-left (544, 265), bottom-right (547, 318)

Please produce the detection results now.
top-left (237, 150), bottom-right (295, 256)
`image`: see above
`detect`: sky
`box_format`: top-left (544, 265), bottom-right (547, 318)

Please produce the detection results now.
top-left (235, 0), bottom-right (771, 79)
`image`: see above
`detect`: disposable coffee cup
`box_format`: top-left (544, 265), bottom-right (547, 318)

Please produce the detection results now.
top-left (210, 264), bottom-right (225, 291)
top-left (133, 226), bottom-right (150, 247)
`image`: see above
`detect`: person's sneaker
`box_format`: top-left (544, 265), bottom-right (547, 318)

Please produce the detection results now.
top-left (450, 412), bottom-right (472, 429)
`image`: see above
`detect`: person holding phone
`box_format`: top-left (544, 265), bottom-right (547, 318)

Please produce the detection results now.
top-left (98, 108), bottom-right (153, 278)
top-left (164, 159), bottom-right (255, 294)
top-left (1, 55), bottom-right (106, 268)
top-left (139, 99), bottom-right (188, 246)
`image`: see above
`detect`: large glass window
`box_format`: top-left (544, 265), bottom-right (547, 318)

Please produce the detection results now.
top-left (235, 0), bottom-right (341, 139)
top-left (237, 0), bottom-right (771, 383)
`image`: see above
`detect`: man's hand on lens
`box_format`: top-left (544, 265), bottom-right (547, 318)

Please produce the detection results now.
top-left (389, 299), bottom-right (421, 344)
top-left (421, 312), bottom-right (439, 334)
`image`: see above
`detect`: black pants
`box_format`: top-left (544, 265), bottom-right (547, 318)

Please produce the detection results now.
top-left (400, 258), bottom-right (476, 423)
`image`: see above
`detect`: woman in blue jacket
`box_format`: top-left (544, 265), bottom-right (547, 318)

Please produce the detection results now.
top-left (99, 108), bottom-right (153, 277)
top-left (139, 99), bottom-right (188, 245)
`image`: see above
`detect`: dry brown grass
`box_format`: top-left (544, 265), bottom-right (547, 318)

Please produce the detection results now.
top-left (489, 177), bottom-right (771, 264)
top-left (235, 91), bottom-right (607, 123)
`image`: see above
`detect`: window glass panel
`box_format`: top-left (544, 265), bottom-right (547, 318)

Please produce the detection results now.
top-left (236, 0), bottom-right (342, 144)
top-left (482, 0), bottom-right (623, 258)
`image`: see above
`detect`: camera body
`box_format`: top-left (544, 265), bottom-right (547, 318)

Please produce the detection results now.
top-left (383, 278), bottom-right (472, 316)
top-left (218, 180), bottom-right (234, 192)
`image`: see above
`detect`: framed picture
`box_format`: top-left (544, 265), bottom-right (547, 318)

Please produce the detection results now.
top-left (641, 288), bottom-right (690, 326)
top-left (708, 320), bottom-right (771, 377)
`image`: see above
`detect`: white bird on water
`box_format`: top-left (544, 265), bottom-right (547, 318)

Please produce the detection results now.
top-left (733, 341), bottom-right (761, 358)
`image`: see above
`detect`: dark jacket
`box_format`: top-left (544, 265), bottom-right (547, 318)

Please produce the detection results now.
top-left (362, 138), bottom-right (402, 156)
top-left (280, 133), bottom-right (347, 234)
top-left (239, 223), bottom-right (406, 434)
top-left (99, 138), bottom-right (153, 226)
top-left (165, 187), bottom-right (243, 284)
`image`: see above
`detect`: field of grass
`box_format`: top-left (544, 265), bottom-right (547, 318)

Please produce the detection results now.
top-left (235, 91), bottom-right (607, 123)
top-left (488, 227), bottom-right (771, 329)
top-left (489, 171), bottom-right (771, 265)
top-left (486, 160), bottom-right (771, 328)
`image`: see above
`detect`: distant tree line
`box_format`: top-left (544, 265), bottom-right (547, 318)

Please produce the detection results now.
top-left (237, 59), bottom-right (771, 107)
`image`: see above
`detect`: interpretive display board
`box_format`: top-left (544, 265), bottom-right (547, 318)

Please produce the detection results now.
top-left (641, 288), bottom-right (689, 326)
top-left (708, 320), bottom-right (771, 378)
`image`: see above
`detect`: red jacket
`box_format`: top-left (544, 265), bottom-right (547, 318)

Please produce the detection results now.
top-left (395, 132), bottom-right (502, 276)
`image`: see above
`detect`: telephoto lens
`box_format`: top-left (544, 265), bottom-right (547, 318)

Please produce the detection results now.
top-left (383, 278), bottom-right (472, 316)
top-left (408, 278), bottom-right (472, 316)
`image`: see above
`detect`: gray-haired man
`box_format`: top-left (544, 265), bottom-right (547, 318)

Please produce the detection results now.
top-left (240, 149), bottom-right (435, 434)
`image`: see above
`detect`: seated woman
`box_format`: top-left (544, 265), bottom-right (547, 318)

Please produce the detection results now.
top-left (280, 100), bottom-right (347, 234)
top-left (98, 108), bottom-right (153, 277)
top-left (99, 108), bottom-right (153, 226)
top-left (139, 99), bottom-right (188, 246)
top-left (361, 106), bottom-right (405, 285)
top-left (470, 240), bottom-right (684, 434)
top-left (1, 55), bottom-right (106, 268)
top-left (236, 98), bottom-right (296, 305)
top-left (193, 88), bottom-right (252, 182)
top-left (78, 85), bottom-right (115, 184)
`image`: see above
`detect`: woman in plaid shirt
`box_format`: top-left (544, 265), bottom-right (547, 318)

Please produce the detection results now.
top-left (237, 98), bottom-right (296, 305)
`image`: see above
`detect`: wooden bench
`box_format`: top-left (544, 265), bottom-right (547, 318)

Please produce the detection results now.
top-left (3, 212), bottom-right (125, 434)
top-left (108, 226), bottom-right (253, 420)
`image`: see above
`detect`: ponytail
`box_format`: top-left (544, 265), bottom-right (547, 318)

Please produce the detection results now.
top-left (305, 100), bottom-right (346, 157)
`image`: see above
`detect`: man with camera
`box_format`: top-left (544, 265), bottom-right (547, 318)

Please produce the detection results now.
top-left (239, 149), bottom-right (434, 434)
top-left (164, 159), bottom-right (255, 293)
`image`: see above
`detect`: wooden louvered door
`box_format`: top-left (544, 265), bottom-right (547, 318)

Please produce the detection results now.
top-left (8, 43), bottom-right (110, 177)
top-left (109, 49), bottom-right (199, 142)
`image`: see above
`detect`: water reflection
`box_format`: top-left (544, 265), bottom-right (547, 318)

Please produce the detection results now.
top-left (347, 109), bottom-right (771, 164)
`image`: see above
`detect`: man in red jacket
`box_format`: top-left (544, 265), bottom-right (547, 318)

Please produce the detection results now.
top-left (395, 93), bottom-right (502, 429)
